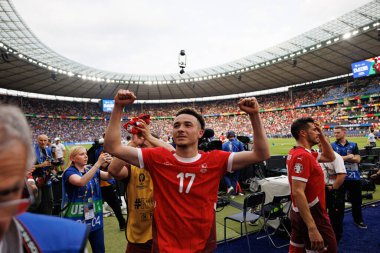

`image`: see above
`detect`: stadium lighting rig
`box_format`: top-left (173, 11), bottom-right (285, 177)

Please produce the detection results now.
top-left (178, 50), bottom-right (186, 74)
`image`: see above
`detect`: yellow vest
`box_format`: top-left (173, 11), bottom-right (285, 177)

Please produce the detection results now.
top-left (125, 165), bottom-right (154, 243)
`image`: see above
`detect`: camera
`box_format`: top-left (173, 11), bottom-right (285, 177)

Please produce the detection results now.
top-left (49, 173), bottom-right (60, 184)
top-left (198, 129), bottom-right (222, 152)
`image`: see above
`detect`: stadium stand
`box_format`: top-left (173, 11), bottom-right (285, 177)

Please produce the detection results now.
top-left (1, 76), bottom-right (379, 142)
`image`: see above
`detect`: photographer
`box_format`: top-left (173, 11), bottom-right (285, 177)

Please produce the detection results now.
top-left (222, 131), bottom-right (245, 195)
top-left (52, 137), bottom-right (66, 172)
top-left (28, 134), bottom-right (54, 215)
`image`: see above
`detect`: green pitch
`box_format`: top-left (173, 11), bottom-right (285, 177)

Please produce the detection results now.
top-left (269, 137), bottom-right (369, 155)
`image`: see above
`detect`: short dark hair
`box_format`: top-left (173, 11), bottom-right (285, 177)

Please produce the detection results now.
top-left (175, 108), bottom-right (205, 130)
top-left (291, 117), bottom-right (315, 140)
top-left (334, 125), bottom-right (347, 131)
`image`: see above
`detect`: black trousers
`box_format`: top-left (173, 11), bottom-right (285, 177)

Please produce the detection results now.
top-left (344, 180), bottom-right (364, 224)
top-left (101, 185), bottom-right (125, 225)
top-left (325, 186), bottom-right (345, 242)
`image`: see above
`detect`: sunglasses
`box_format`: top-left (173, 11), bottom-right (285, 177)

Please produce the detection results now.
top-left (0, 180), bottom-right (34, 220)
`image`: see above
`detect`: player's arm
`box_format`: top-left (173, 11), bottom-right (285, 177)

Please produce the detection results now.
top-left (317, 130), bottom-right (335, 163)
top-left (108, 157), bottom-right (130, 180)
top-left (231, 97), bottom-right (270, 171)
top-left (292, 180), bottom-right (325, 251)
top-left (104, 90), bottom-right (140, 167)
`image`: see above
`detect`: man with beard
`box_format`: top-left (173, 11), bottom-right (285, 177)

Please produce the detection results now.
top-left (287, 117), bottom-right (337, 253)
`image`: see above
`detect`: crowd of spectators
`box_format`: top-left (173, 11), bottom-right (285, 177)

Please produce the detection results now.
top-left (1, 77), bottom-right (379, 142)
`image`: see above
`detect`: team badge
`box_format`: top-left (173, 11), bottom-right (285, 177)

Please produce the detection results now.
top-left (294, 163), bottom-right (303, 173)
top-left (200, 163), bottom-right (208, 173)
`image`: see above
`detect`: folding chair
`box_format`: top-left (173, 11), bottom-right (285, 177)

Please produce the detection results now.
top-left (256, 194), bottom-right (291, 248)
top-left (224, 192), bottom-right (265, 253)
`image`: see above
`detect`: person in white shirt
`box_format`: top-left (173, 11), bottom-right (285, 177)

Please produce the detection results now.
top-left (318, 142), bottom-right (346, 243)
top-left (367, 129), bottom-right (376, 147)
top-left (52, 137), bottom-right (66, 171)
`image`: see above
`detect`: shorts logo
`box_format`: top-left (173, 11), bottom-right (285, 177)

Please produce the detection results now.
top-left (294, 163), bottom-right (303, 174)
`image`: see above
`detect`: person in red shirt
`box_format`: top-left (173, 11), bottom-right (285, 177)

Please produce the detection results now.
top-left (104, 89), bottom-right (270, 253)
top-left (287, 117), bottom-right (337, 253)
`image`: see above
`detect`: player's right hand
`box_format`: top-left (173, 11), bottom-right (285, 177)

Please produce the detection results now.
top-left (114, 89), bottom-right (136, 106)
top-left (308, 227), bottom-right (325, 251)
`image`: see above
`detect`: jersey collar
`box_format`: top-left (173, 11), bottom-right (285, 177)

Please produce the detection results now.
top-left (173, 153), bottom-right (202, 163)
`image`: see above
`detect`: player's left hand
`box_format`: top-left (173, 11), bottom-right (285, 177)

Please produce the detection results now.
top-left (238, 97), bottom-right (260, 115)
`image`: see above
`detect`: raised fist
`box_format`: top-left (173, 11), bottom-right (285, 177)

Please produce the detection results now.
top-left (238, 97), bottom-right (260, 115)
top-left (114, 89), bottom-right (136, 106)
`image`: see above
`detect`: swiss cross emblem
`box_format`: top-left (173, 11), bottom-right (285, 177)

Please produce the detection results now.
top-left (294, 163), bottom-right (303, 174)
top-left (200, 163), bottom-right (208, 173)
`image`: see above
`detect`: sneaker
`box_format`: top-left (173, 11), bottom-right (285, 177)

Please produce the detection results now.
top-left (238, 192), bottom-right (244, 196)
top-left (355, 221), bottom-right (367, 229)
top-left (227, 186), bottom-right (234, 195)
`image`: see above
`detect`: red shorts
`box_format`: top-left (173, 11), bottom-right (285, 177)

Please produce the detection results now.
top-left (290, 203), bottom-right (337, 253)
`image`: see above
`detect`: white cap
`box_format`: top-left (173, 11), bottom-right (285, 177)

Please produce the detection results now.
top-left (54, 137), bottom-right (60, 141)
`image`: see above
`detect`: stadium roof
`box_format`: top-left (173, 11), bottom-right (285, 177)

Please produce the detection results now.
top-left (0, 0), bottom-right (380, 100)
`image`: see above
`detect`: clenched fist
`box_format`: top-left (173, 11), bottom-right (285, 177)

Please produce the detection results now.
top-left (114, 89), bottom-right (136, 106)
top-left (238, 97), bottom-right (260, 115)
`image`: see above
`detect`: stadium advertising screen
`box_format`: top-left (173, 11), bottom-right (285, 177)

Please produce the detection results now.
top-left (102, 99), bottom-right (115, 112)
top-left (351, 56), bottom-right (380, 78)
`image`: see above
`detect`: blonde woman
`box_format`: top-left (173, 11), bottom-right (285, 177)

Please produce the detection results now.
top-left (61, 146), bottom-right (112, 253)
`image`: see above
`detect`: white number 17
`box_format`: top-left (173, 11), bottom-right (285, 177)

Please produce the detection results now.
top-left (176, 172), bottom-right (195, 193)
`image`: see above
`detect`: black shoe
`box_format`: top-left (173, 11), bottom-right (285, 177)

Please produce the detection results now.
top-left (355, 221), bottom-right (367, 229)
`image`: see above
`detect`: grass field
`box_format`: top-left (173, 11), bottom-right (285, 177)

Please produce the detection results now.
top-left (268, 137), bottom-right (369, 155)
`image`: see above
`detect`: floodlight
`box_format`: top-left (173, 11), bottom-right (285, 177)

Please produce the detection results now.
top-left (178, 49), bottom-right (187, 74)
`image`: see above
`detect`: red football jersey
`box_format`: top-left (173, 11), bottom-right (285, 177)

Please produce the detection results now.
top-left (138, 147), bottom-right (232, 253)
top-left (286, 146), bottom-right (326, 212)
